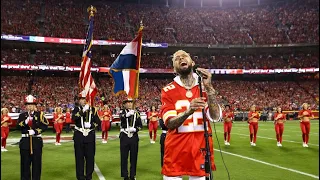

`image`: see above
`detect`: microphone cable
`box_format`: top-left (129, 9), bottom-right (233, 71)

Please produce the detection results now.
top-left (212, 118), bottom-right (231, 180)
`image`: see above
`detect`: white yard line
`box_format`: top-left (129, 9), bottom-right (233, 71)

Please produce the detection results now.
top-left (216, 130), bottom-right (319, 146)
top-left (94, 163), bottom-right (106, 180)
top-left (214, 149), bottom-right (319, 179)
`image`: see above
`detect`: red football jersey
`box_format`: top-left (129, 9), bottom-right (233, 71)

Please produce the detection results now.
top-left (160, 75), bottom-right (216, 177)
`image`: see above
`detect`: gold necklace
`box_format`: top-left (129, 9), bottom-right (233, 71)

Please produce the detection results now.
top-left (181, 77), bottom-right (195, 98)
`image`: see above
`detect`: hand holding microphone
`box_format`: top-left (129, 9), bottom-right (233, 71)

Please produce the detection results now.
top-left (186, 97), bottom-right (206, 115)
top-left (193, 65), bottom-right (216, 93)
top-left (193, 65), bottom-right (211, 79)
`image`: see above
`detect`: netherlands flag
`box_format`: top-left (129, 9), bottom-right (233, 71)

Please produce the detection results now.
top-left (109, 27), bottom-right (143, 99)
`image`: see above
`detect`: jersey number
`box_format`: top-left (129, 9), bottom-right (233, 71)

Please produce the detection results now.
top-left (175, 100), bottom-right (205, 133)
top-left (163, 84), bottom-right (176, 92)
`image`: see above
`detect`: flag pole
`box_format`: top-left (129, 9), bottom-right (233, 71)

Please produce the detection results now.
top-left (132, 21), bottom-right (144, 108)
top-left (131, 21), bottom-right (143, 134)
top-left (87, 5), bottom-right (96, 109)
top-left (85, 6), bottom-right (97, 125)
top-left (87, 5), bottom-right (97, 17)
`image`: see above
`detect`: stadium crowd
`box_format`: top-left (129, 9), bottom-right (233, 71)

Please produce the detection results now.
top-left (2, 49), bottom-right (319, 69)
top-left (1, 0), bottom-right (319, 44)
top-left (1, 76), bottom-right (318, 114)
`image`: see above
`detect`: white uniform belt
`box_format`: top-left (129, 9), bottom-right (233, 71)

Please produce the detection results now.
top-left (75, 126), bottom-right (93, 135)
top-left (162, 130), bottom-right (167, 134)
top-left (120, 128), bottom-right (128, 133)
top-left (22, 134), bottom-right (42, 137)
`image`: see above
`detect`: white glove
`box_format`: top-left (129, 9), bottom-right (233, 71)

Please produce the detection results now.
top-left (126, 110), bottom-right (134, 117)
top-left (129, 127), bottom-right (136, 133)
top-left (84, 122), bottom-right (91, 128)
top-left (25, 117), bottom-right (32, 124)
top-left (82, 104), bottom-right (90, 113)
top-left (28, 130), bottom-right (35, 136)
top-left (130, 110), bottom-right (135, 115)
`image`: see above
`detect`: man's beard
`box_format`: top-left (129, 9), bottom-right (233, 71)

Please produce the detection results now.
top-left (175, 65), bottom-right (192, 76)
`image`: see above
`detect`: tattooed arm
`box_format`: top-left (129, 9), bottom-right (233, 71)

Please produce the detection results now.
top-left (166, 110), bottom-right (193, 130)
top-left (206, 86), bottom-right (221, 121)
top-left (166, 98), bottom-right (207, 130)
top-left (196, 67), bottom-right (222, 121)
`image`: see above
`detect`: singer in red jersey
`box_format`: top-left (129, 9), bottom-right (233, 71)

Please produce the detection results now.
top-left (100, 105), bottom-right (112, 143)
top-left (1, 108), bottom-right (12, 152)
top-left (53, 107), bottom-right (65, 145)
top-left (161, 50), bottom-right (222, 180)
top-left (273, 107), bottom-right (286, 147)
top-left (248, 105), bottom-right (259, 146)
top-left (148, 105), bottom-right (159, 144)
top-left (298, 103), bottom-right (314, 147)
top-left (222, 105), bottom-right (234, 146)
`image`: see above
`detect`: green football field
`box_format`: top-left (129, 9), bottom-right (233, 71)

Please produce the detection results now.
top-left (1, 120), bottom-right (319, 180)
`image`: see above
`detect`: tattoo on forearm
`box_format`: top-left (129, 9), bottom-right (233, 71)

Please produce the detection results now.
top-left (205, 86), bottom-right (216, 95)
top-left (167, 111), bottom-right (192, 130)
top-left (207, 93), bottom-right (220, 121)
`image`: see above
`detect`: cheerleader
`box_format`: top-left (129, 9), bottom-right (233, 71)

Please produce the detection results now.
top-left (147, 105), bottom-right (159, 144)
top-left (1, 108), bottom-right (12, 151)
top-left (53, 107), bottom-right (65, 145)
top-left (248, 105), bottom-right (260, 146)
top-left (298, 103), bottom-right (314, 147)
top-left (273, 107), bottom-right (286, 147)
top-left (222, 105), bottom-right (234, 145)
top-left (101, 105), bottom-right (112, 143)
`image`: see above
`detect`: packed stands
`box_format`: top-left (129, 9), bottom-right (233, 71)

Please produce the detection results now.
top-left (2, 49), bottom-right (318, 69)
top-left (1, 0), bottom-right (319, 44)
top-left (1, 76), bottom-right (318, 113)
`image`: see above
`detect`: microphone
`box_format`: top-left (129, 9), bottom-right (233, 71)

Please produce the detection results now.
top-left (193, 64), bottom-right (201, 76)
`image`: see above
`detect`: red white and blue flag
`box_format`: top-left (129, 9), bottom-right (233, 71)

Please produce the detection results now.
top-left (109, 28), bottom-right (143, 99)
top-left (79, 12), bottom-right (97, 106)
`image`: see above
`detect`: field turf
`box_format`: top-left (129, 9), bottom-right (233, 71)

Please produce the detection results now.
top-left (1, 120), bottom-right (319, 180)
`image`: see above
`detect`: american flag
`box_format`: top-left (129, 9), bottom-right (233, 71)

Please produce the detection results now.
top-left (79, 12), bottom-right (97, 106)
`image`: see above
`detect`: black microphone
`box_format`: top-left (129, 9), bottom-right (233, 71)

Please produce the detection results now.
top-left (193, 64), bottom-right (201, 76)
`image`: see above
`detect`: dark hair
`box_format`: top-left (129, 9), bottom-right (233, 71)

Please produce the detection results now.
top-left (150, 105), bottom-right (156, 111)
